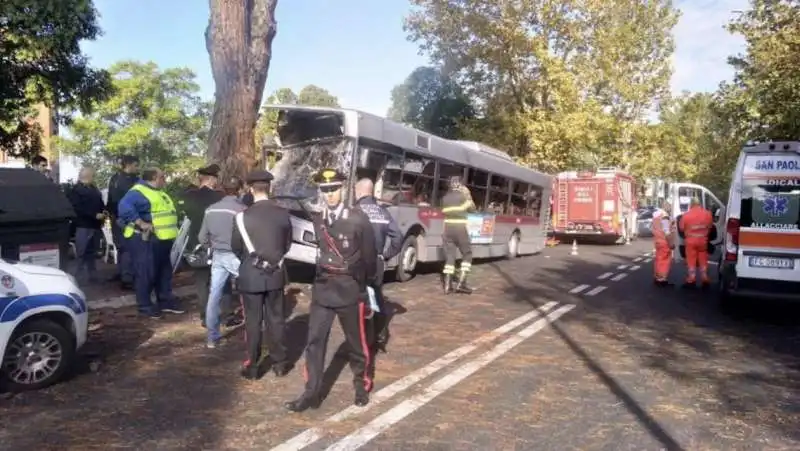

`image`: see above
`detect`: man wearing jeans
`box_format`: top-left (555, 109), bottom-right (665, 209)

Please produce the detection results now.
top-left (67, 167), bottom-right (106, 283)
top-left (197, 176), bottom-right (247, 348)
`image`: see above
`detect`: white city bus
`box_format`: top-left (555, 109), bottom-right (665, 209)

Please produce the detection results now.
top-left (264, 105), bottom-right (553, 281)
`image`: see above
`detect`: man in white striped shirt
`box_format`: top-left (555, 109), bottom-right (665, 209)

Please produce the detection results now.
top-left (198, 176), bottom-right (248, 348)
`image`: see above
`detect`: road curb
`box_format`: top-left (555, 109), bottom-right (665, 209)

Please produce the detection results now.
top-left (87, 285), bottom-right (195, 310)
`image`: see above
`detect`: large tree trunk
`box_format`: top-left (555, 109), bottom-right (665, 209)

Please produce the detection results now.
top-left (205, 0), bottom-right (278, 179)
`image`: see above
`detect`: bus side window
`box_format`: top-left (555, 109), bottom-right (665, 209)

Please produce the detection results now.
top-left (437, 163), bottom-right (467, 207)
top-left (527, 186), bottom-right (543, 218)
top-left (402, 152), bottom-right (436, 206)
top-left (467, 168), bottom-right (489, 212)
top-left (488, 174), bottom-right (510, 214)
top-left (510, 181), bottom-right (529, 215)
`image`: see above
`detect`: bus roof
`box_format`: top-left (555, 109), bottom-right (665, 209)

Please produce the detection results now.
top-left (263, 104), bottom-right (553, 188)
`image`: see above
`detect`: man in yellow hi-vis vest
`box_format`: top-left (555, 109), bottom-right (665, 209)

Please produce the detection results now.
top-left (118, 167), bottom-right (184, 318)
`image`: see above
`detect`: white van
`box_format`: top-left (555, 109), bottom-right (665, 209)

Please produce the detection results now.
top-left (718, 141), bottom-right (800, 302)
top-left (668, 182), bottom-right (726, 263)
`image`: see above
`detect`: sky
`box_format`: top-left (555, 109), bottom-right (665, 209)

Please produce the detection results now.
top-left (81, 0), bottom-right (750, 117)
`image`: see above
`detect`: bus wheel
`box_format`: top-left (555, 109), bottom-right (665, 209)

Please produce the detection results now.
top-left (507, 232), bottom-right (520, 259)
top-left (395, 235), bottom-right (418, 282)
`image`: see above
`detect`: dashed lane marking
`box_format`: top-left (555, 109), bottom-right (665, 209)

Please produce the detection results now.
top-left (644, 258), bottom-right (653, 263)
top-left (611, 273), bottom-right (628, 282)
top-left (617, 265), bottom-right (628, 270)
top-left (597, 272), bottom-right (613, 280)
top-left (324, 304), bottom-right (577, 451)
top-left (569, 284), bottom-right (590, 294)
top-left (270, 302), bottom-right (559, 451)
top-left (585, 286), bottom-right (607, 296)
top-left (633, 257), bottom-right (643, 262)
top-left (629, 265), bottom-right (641, 271)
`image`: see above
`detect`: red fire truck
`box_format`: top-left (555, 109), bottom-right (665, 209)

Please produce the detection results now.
top-left (551, 168), bottom-right (637, 244)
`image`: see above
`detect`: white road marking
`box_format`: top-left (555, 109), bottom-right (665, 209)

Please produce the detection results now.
top-left (324, 304), bottom-right (577, 451)
top-left (569, 284), bottom-right (590, 294)
top-left (597, 272), bottom-right (613, 280)
top-left (617, 265), bottom-right (628, 270)
top-left (611, 273), bottom-right (628, 282)
top-left (644, 258), bottom-right (653, 263)
top-left (633, 257), bottom-right (642, 262)
top-left (586, 286), bottom-right (607, 296)
top-left (270, 302), bottom-right (559, 451)
top-left (629, 265), bottom-right (641, 271)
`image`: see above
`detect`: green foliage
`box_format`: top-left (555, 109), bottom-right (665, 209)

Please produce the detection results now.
top-left (0, 0), bottom-right (113, 161)
top-left (254, 85), bottom-right (341, 155)
top-left (404, 0), bottom-right (679, 173)
top-left (388, 66), bottom-right (475, 139)
top-left (55, 60), bottom-right (209, 186)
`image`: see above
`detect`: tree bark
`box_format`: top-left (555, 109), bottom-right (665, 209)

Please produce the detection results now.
top-left (206, 0), bottom-right (278, 179)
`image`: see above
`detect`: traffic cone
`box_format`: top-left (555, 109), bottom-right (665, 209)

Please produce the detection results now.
top-left (570, 240), bottom-right (578, 256)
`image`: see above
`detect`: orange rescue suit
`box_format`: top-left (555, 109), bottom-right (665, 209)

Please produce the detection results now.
top-left (651, 210), bottom-right (673, 282)
top-left (678, 205), bottom-right (713, 284)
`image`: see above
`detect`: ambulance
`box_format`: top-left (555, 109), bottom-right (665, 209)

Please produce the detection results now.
top-left (718, 141), bottom-right (800, 303)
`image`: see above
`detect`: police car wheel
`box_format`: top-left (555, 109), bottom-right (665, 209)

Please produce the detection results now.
top-left (1, 319), bottom-right (75, 392)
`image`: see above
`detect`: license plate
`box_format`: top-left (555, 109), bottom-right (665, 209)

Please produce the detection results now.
top-left (748, 256), bottom-right (795, 269)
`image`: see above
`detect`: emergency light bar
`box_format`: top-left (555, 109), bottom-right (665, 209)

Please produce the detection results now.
top-left (743, 141), bottom-right (800, 153)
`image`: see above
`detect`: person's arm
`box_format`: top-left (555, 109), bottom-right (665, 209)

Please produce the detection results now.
top-left (231, 212), bottom-right (245, 258)
top-left (280, 210), bottom-right (293, 257)
top-left (66, 187), bottom-right (91, 220)
top-left (442, 190), bottom-right (476, 215)
top-left (197, 209), bottom-right (211, 248)
top-left (360, 213), bottom-right (378, 284)
top-left (117, 190), bottom-right (150, 229)
top-left (382, 207), bottom-right (404, 261)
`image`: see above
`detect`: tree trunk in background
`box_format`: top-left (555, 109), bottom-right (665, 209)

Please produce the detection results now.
top-left (205, 0), bottom-right (278, 179)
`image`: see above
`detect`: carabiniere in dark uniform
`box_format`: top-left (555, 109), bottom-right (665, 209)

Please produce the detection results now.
top-left (285, 168), bottom-right (378, 412)
top-left (231, 170), bottom-right (294, 380)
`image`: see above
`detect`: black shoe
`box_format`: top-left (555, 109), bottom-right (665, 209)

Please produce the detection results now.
top-left (140, 310), bottom-right (162, 319)
top-left (272, 362), bottom-right (290, 377)
top-left (354, 388), bottom-right (370, 407)
top-left (284, 394), bottom-right (321, 413)
top-left (455, 273), bottom-right (473, 294)
top-left (224, 315), bottom-right (243, 328)
top-left (240, 365), bottom-right (260, 380)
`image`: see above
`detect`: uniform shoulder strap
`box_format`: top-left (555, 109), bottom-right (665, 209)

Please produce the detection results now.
top-left (235, 212), bottom-right (256, 254)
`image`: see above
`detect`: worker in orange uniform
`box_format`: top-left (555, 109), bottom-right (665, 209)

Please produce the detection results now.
top-left (651, 202), bottom-right (674, 286)
top-left (678, 197), bottom-right (713, 288)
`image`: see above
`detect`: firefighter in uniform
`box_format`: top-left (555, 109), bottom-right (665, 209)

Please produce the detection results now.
top-left (441, 174), bottom-right (476, 294)
top-left (678, 197), bottom-right (713, 289)
top-left (285, 168), bottom-right (378, 412)
top-left (354, 177), bottom-right (403, 353)
top-left (231, 170), bottom-right (293, 380)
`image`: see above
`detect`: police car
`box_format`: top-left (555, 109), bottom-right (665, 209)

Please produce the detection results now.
top-left (0, 259), bottom-right (89, 391)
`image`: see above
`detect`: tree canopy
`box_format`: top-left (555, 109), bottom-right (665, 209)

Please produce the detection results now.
top-left (397, 0), bottom-right (800, 197)
top-left (388, 66), bottom-right (475, 139)
top-left (0, 0), bottom-right (113, 161)
top-left (56, 60), bottom-right (209, 186)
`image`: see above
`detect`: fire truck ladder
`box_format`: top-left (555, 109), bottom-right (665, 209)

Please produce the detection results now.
top-left (556, 181), bottom-right (568, 229)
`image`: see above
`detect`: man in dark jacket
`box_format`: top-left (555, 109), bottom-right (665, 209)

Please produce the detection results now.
top-left (354, 177), bottom-right (403, 353)
top-left (177, 164), bottom-right (239, 327)
top-left (231, 170), bottom-right (293, 379)
top-left (67, 167), bottom-right (106, 283)
top-left (285, 168), bottom-right (378, 412)
top-left (106, 154), bottom-right (140, 287)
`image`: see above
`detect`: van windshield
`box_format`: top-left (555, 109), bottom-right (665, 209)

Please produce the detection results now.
top-left (740, 179), bottom-right (800, 230)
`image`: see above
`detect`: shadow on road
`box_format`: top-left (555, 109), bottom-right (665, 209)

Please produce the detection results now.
top-left (490, 241), bottom-right (800, 446)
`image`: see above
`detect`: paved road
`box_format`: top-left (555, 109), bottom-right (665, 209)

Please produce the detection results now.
top-left (2, 240), bottom-right (799, 450)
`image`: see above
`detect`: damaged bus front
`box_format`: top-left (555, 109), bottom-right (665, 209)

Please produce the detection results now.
top-left (264, 105), bottom-right (360, 264)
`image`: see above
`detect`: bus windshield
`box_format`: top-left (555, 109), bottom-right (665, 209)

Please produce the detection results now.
top-left (268, 108), bottom-right (351, 211)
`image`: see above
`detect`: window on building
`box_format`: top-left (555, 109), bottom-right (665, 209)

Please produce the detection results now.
top-left (488, 174), bottom-right (510, 214)
top-left (398, 152), bottom-right (435, 206)
top-left (510, 181), bottom-right (529, 215)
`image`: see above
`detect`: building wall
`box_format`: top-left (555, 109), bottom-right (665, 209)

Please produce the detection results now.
top-left (0, 104), bottom-right (58, 167)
